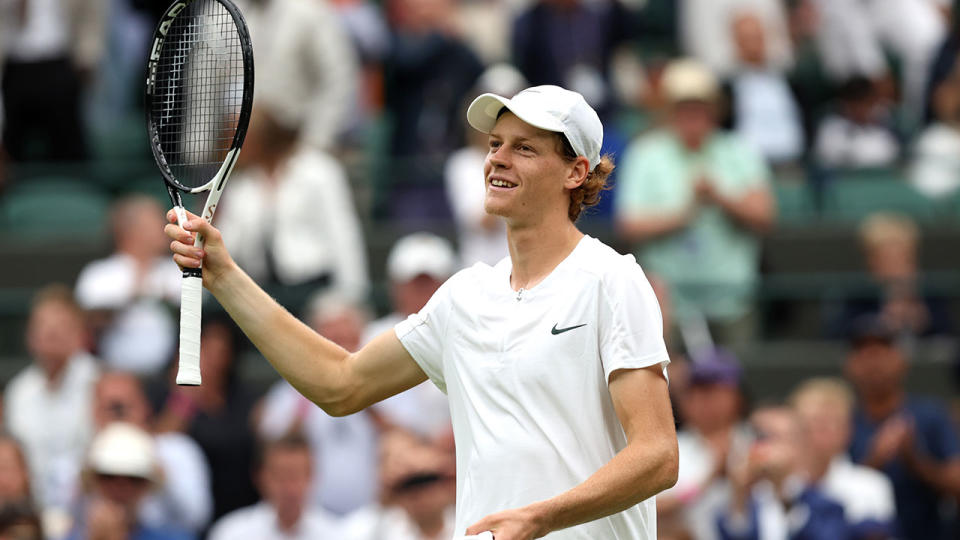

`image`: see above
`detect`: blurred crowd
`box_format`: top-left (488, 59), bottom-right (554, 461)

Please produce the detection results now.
top-left (2, 0), bottom-right (960, 539)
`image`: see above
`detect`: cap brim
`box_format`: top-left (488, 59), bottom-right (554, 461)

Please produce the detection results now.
top-left (466, 93), bottom-right (566, 135)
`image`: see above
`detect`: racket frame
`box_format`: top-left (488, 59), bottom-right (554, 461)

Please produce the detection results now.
top-left (145, 0), bottom-right (254, 385)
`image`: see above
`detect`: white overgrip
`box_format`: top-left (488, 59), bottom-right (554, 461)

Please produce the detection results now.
top-left (177, 275), bottom-right (203, 385)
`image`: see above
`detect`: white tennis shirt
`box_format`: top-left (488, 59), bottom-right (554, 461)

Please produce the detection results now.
top-left (395, 235), bottom-right (670, 539)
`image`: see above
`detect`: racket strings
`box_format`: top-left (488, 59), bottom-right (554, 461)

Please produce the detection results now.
top-left (153, 0), bottom-right (245, 190)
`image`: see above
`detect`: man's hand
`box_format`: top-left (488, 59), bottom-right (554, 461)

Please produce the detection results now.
top-left (466, 505), bottom-right (547, 540)
top-left (864, 416), bottom-right (912, 469)
top-left (164, 208), bottom-right (237, 291)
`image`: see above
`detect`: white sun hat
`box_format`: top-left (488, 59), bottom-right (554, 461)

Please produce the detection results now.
top-left (387, 232), bottom-right (457, 283)
top-left (87, 422), bottom-right (157, 481)
top-left (466, 85), bottom-right (603, 170)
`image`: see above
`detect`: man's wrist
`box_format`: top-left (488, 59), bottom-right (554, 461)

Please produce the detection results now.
top-left (524, 501), bottom-right (555, 538)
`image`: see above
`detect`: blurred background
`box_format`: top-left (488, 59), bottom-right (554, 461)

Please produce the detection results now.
top-left (1, 0), bottom-right (960, 538)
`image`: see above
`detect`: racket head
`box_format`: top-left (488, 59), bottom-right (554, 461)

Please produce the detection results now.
top-left (145, 0), bottom-right (254, 194)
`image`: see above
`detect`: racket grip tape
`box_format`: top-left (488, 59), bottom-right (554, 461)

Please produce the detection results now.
top-left (177, 275), bottom-right (203, 386)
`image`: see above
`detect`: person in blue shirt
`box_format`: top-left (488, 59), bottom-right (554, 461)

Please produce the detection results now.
top-left (716, 404), bottom-right (848, 540)
top-left (846, 315), bottom-right (960, 540)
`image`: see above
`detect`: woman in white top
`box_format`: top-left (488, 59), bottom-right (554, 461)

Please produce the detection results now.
top-left (165, 85), bottom-right (678, 540)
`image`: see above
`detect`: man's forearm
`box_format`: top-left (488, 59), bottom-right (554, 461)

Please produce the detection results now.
top-left (529, 438), bottom-right (678, 535)
top-left (210, 264), bottom-right (354, 413)
top-left (617, 212), bottom-right (690, 243)
top-left (713, 190), bottom-right (774, 233)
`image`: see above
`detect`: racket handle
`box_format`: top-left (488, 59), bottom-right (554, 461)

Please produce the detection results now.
top-left (177, 275), bottom-right (203, 386)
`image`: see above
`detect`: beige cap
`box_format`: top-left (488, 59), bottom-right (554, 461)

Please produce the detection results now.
top-left (661, 59), bottom-right (719, 104)
top-left (87, 423), bottom-right (157, 480)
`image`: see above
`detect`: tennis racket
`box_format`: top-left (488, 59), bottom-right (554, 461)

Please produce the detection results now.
top-left (145, 0), bottom-right (254, 385)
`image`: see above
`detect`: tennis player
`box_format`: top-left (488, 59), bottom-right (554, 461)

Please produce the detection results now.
top-left (166, 85), bottom-right (678, 539)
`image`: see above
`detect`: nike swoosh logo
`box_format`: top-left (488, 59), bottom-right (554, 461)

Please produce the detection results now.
top-left (551, 323), bottom-right (587, 335)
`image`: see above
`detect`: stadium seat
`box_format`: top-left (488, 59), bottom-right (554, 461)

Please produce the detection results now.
top-left (0, 178), bottom-right (110, 238)
top-left (772, 180), bottom-right (817, 225)
top-left (822, 173), bottom-right (937, 223)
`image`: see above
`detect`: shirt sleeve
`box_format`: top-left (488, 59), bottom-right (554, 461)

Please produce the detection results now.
top-left (394, 276), bottom-right (458, 393)
top-left (598, 258), bottom-right (670, 382)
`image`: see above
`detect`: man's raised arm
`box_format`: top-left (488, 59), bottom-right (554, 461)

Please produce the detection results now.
top-left (165, 210), bottom-right (427, 416)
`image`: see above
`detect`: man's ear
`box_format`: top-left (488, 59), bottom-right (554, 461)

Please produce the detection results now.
top-left (564, 157), bottom-right (590, 190)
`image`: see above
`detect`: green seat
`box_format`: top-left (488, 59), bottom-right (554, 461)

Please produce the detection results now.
top-left (823, 175), bottom-right (936, 223)
top-left (773, 181), bottom-right (816, 224)
top-left (0, 178), bottom-right (110, 238)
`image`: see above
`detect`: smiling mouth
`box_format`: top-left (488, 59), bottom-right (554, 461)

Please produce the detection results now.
top-left (489, 178), bottom-right (517, 188)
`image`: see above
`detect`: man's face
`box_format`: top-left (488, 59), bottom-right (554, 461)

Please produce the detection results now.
top-left (394, 274), bottom-right (444, 316)
top-left (681, 382), bottom-right (740, 433)
top-left (845, 341), bottom-right (907, 398)
top-left (749, 408), bottom-right (801, 477)
top-left (94, 473), bottom-right (152, 511)
top-left (26, 302), bottom-right (84, 374)
top-left (669, 101), bottom-right (716, 149)
top-left (94, 375), bottom-right (151, 430)
top-left (794, 397), bottom-right (850, 459)
top-left (483, 112), bottom-right (582, 226)
top-left (732, 13), bottom-right (766, 66)
top-left (313, 310), bottom-right (365, 353)
top-left (259, 448), bottom-right (312, 521)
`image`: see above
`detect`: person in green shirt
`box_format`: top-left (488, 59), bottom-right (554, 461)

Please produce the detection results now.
top-left (615, 59), bottom-right (776, 347)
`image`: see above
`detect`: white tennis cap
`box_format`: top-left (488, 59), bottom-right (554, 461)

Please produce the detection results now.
top-left (387, 233), bottom-right (457, 283)
top-left (87, 422), bottom-right (157, 480)
top-left (466, 85), bottom-right (603, 169)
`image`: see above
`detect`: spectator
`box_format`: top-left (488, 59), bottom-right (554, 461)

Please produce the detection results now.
top-left (155, 318), bottom-right (260, 523)
top-left (258, 292), bottom-right (380, 516)
top-left (813, 76), bottom-right (900, 169)
top-left (67, 423), bottom-right (192, 540)
top-left (208, 435), bottom-right (341, 540)
top-left (717, 405), bottom-right (848, 540)
top-left (728, 11), bottom-right (805, 165)
top-left (382, 0), bottom-right (484, 222)
top-left (615, 59), bottom-right (775, 345)
top-left (834, 213), bottom-right (953, 338)
top-left (910, 65), bottom-right (960, 198)
top-left (237, 0), bottom-right (359, 150)
top-left (93, 372), bottom-right (212, 534)
top-left (444, 64), bottom-right (526, 267)
top-left (864, 0), bottom-right (947, 124)
top-left (681, 0), bottom-right (793, 77)
top-left (215, 103), bottom-right (370, 303)
top-left (341, 429), bottom-right (456, 540)
top-left (0, 0), bottom-right (106, 161)
top-left (805, 0), bottom-right (888, 83)
top-left (658, 349), bottom-right (752, 540)
top-left (511, 0), bottom-right (639, 117)
top-left (845, 315), bottom-right (960, 540)
top-left (790, 378), bottom-right (896, 539)
top-left (362, 233), bottom-right (455, 443)
top-left (75, 195), bottom-right (180, 376)
top-left (3, 285), bottom-right (99, 516)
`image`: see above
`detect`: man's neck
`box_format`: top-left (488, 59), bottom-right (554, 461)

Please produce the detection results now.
top-left (42, 356), bottom-right (71, 389)
top-left (862, 389), bottom-right (905, 421)
top-left (276, 508), bottom-right (301, 533)
top-left (806, 453), bottom-right (832, 483)
top-left (506, 216), bottom-right (583, 291)
top-left (412, 510), bottom-right (447, 539)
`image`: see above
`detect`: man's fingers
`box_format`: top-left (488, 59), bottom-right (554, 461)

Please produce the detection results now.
top-left (170, 240), bottom-right (204, 260)
top-left (164, 223), bottom-right (195, 245)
